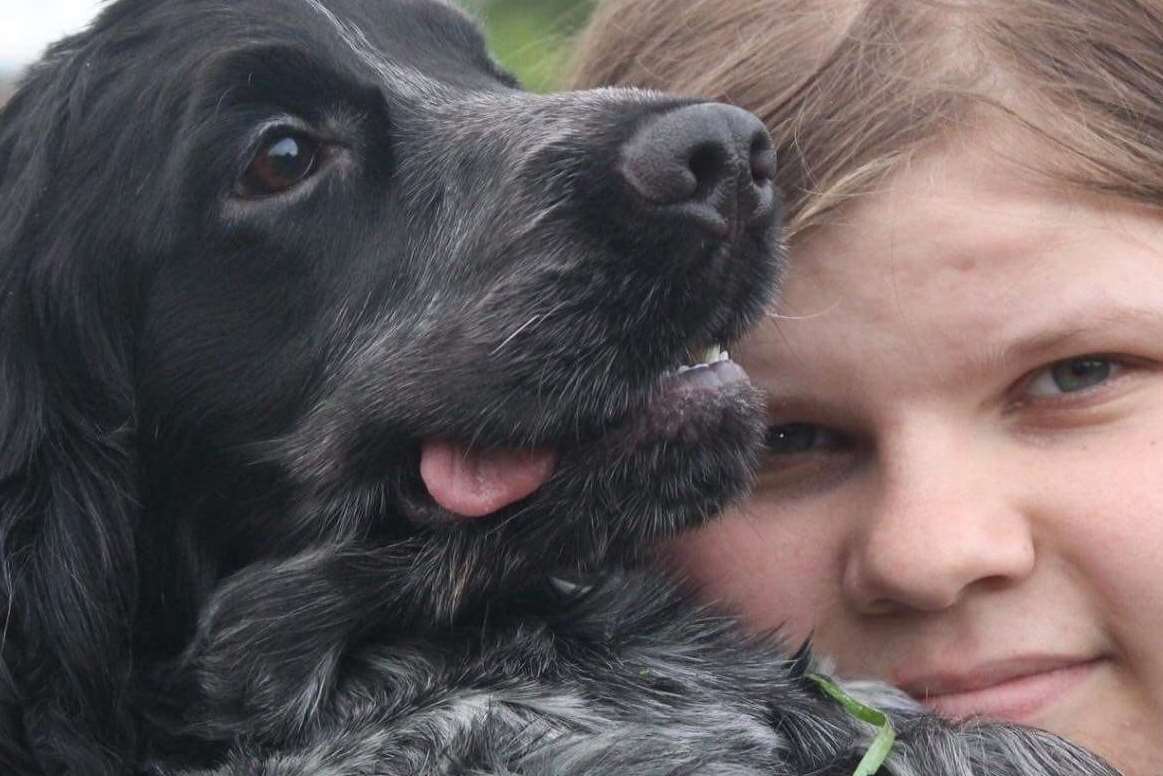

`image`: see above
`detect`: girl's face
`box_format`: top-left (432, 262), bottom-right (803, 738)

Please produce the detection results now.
top-left (666, 142), bottom-right (1163, 775)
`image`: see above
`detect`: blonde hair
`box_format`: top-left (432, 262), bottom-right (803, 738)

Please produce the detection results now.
top-left (569, 0), bottom-right (1163, 237)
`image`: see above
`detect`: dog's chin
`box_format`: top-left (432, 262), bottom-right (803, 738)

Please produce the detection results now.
top-left (401, 354), bottom-right (766, 570)
top-left (623, 357), bottom-right (754, 445)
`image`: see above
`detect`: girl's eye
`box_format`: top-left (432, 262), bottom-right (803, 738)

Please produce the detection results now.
top-left (1024, 356), bottom-right (1120, 398)
top-left (239, 133), bottom-right (322, 197)
top-left (764, 423), bottom-right (836, 455)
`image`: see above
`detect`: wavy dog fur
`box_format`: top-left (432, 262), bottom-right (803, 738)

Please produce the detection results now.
top-left (0, 0), bottom-right (1120, 774)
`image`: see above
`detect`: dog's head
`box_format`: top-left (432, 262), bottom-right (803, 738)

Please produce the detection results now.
top-left (0, 0), bottom-right (778, 767)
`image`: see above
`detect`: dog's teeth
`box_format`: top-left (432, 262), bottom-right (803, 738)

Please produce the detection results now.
top-left (672, 344), bottom-right (728, 376)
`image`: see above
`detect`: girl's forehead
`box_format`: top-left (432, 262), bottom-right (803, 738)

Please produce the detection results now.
top-left (789, 137), bottom-right (1160, 290)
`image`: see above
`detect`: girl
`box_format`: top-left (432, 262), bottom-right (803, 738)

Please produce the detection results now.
top-left (571, 2), bottom-right (1163, 774)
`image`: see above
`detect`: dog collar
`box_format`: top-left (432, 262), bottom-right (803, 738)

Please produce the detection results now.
top-left (807, 673), bottom-right (896, 776)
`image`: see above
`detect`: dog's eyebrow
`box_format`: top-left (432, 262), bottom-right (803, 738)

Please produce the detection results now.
top-left (300, 0), bottom-right (451, 102)
top-left (199, 43), bottom-right (369, 122)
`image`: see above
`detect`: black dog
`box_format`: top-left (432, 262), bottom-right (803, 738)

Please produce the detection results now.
top-left (0, 0), bottom-right (1120, 774)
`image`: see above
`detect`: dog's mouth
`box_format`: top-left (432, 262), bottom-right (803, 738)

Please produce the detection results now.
top-left (415, 343), bottom-right (750, 521)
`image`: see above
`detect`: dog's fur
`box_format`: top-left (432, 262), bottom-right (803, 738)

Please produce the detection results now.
top-left (0, 0), bottom-right (1121, 774)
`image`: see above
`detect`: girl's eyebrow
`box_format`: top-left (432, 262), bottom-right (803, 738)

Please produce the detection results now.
top-left (1001, 306), bottom-right (1163, 365)
top-left (753, 305), bottom-right (1163, 412)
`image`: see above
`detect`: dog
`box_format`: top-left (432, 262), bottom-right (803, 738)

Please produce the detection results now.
top-left (0, 0), bottom-right (1121, 774)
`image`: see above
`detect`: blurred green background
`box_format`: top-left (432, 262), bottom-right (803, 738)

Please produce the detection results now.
top-left (458, 0), bottom-right (597, 93)
top-left (0, 2), bottom-right (597, 105)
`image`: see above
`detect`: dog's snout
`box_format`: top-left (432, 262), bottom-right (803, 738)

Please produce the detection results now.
top-left (619, 103), bottom-right (776, 238)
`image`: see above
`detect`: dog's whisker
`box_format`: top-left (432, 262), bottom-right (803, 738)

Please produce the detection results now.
top-left (490, 313), bottom-right (548, 357)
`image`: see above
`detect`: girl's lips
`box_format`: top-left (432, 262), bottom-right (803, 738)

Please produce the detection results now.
top-left (899, 657), bottom-right (1103, 723)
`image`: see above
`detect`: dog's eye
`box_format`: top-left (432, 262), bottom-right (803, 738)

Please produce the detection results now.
top-left (239, 133), bottom-right (321, 197)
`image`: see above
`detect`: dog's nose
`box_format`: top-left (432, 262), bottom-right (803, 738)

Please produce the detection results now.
top-left (619, 103), bottom-right (776, 238)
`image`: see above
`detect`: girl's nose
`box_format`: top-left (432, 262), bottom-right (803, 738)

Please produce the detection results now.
top-left (841, 418), bottom-right (1036, 614)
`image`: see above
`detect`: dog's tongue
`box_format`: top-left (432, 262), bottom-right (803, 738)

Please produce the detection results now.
top-left (419, 439), bottom-right (555, 518)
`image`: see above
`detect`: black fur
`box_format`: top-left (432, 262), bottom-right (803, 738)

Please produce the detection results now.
top-left (0, 0), bottom-right (1121, 774)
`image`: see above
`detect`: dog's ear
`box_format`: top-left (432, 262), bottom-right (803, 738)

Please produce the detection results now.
top-left (0, 57), bottom-right (142, 773)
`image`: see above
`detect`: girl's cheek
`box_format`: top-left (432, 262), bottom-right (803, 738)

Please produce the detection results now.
top-left (1030, 420), bottom-right (1163, 613)
top-left (663, 502), bottom-right (842, 643)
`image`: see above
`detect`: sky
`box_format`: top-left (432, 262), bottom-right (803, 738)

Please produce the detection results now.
top-left (1, 0), bottom-right (104, 73)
